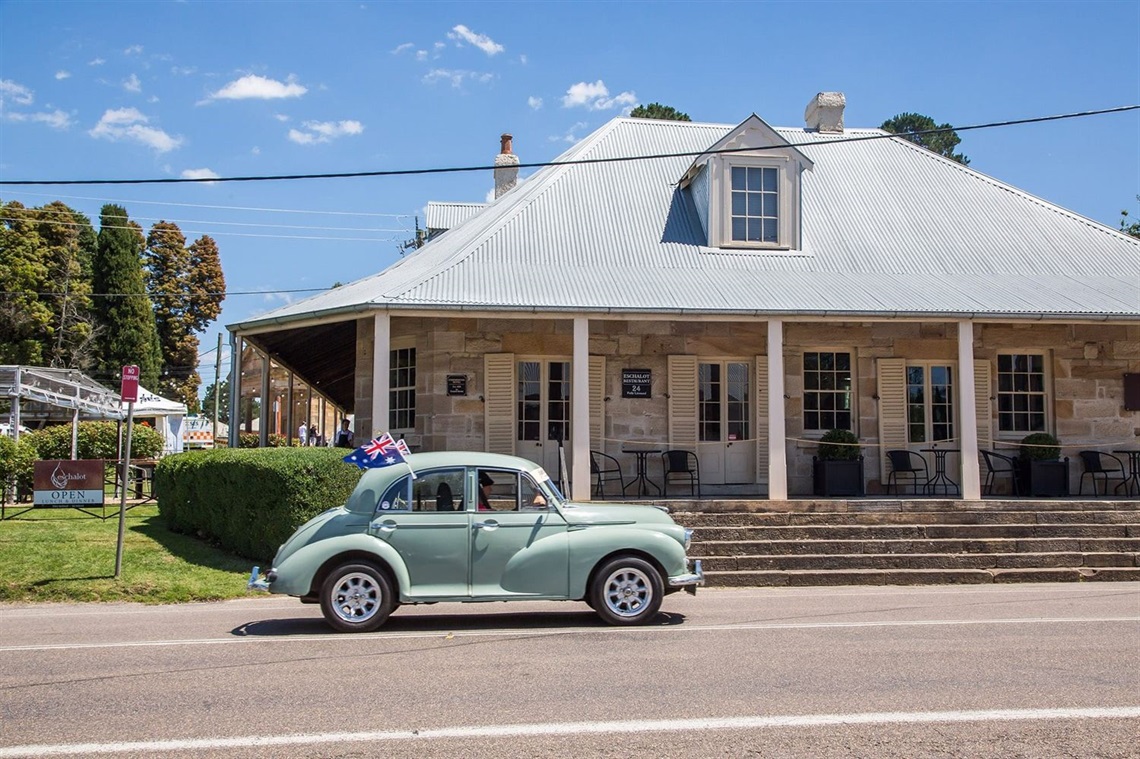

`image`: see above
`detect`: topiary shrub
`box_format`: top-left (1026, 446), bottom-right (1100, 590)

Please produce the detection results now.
top-left (154, 447), bottom-right (363, 561)
top-left (1019, 432), bottom-right (1060, 461)
top-left (817, 428), bottom-right (861, 461)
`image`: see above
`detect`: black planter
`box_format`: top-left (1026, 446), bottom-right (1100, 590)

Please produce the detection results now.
top-left (813, 456), bottom-right (865, 497)
top-left (1018, 457), bottom-right (1070, 497)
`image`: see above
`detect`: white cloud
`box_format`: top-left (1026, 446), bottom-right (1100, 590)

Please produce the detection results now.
top-left (527, 96), bottom-right (543, 110)
top-left (124, 73), bottom-right (142, 93)
top-left (89, 107), bottom-right (182, 152)
top-left (448, 24), bottom-right (504, 55)
top-left (415, 50), bottom-right (428, 61)
top-left (124, 45), bottom-right (143, 55)
top-left (7, 110), bottom-right (72, 129)
top-left (208, 74), bottom-right (307, 101)
top-left (274, 113), bottom-right (290, 122)
top-left (0, 79), bottom-right (34, 107)
top-left (549, 121), bottom-right (589, 144)
top-left (171, 66), bottom-right (196, 76)
top-left (181, 168), bottom-right (219, 182)
top-left (519, 54), bottom-right (527, 65)
top-left (562, 80), bottom-right (637, 111)
top-left (423, 68), bottom-right (493, 88)
top-left (391, 42), bottom-right (414, 55)
top-left (251, 146), bottom-right (260, 155)
top-left (288, 119), bottom-right (364, 145)
top-left (55, 70), bottom-right (71, 80)
top-left (89, 57), bottom-right (105, 66)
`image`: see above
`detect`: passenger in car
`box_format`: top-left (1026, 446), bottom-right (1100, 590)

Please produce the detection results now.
top-left (478, 471), bottom-right (493, 511)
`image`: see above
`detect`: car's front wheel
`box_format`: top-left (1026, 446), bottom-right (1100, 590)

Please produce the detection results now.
top-left (589, 556), bottom-right (663, 625)
top-left (319, 562), bottom-right (395, 633)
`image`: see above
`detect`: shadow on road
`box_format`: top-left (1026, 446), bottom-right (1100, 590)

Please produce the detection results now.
top-left (231, 609), bottom-right (686, 636)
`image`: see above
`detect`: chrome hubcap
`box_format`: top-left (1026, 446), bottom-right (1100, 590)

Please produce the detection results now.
top-left (330, 572), bottom-right (379, 623)
top-left (603, 568), bottom-right (651, 617)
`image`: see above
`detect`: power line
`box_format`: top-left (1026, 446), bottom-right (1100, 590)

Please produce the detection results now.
top-left (2, 105), bottom-right (1135, 187)
top-left (9, 205), bottom-right (409, 233)
top-left (4, 191), bottom-right (412, 217)
top-left (0, 216), bottom-right (400, 242)
top-left (1, 288), bottom-right (327, 298)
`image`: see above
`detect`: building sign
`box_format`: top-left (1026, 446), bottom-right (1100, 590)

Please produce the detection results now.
top-left (622, 369), bottom-right (652, 399)
top-left (120, 364), bottom-right (140, 403)
top-left (447, 374), bottom-right (468, 396)
top-left (34, 459), bottom-right (105, 506)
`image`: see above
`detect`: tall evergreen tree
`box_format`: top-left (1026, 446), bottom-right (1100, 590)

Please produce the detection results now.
top-left (0, 201), bottom-right (52, 364)
top-left (36, 202), bottom-right (98, 368)
top-left (143, 225), bottom-right (225, 409)
top-left (93, 204), bottom-right (162, 388)
top-left (629, 102), bottom-right (691, 121)
top-left (881, 112), bottom-right (970, 165)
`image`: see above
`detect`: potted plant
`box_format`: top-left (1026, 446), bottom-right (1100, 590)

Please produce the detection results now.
top-left (1017, 432), bottom-right (1070, 497)
top-left (813, 428), bottom-right (865, 497)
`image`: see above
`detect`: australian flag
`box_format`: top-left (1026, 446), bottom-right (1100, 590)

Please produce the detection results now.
top-left (343, 432), bottom-right (409, 470)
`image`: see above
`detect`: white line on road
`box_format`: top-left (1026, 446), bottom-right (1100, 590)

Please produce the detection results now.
top-left (1, 706), bottom-right (1137, 757)
top-left (0, 616), bottom-right (1136, 653)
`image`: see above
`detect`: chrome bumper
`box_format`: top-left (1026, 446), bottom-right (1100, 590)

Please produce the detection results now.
top-left (668, 559), bottom-right (704, 595)
top-left (247, 566), bottom-right (271, 592)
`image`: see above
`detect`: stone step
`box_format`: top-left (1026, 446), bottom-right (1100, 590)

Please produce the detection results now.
top-left (660, 499), bottom-right (1140, 514)
top-left (676, 510), bottom-right (1140, 527)
top-left (698, 551), bottom-right (1139, 572)
top-left (691, 523), bottom-right (1137, 541)
top-left (703, 566), bottom-right (1140, 587)
top-left (692, 537), bottom-right (1140, 556)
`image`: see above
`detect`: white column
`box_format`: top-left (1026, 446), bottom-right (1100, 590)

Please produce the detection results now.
top-left (372, 313), bottom-right (391, 439)
top-left (767, 319), bottom-right (788, 500)
top-left (571, 316), bottom-right (591, 501)
top-left (957, 320), bottom-right (981, 499)
top-left (259, 352), bottom-right (270, 448)
top-left (227, 334), bottom-right (240, 447)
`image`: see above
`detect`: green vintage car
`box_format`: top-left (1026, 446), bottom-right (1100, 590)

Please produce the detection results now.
top-left (249, 451), bottom-right (702, 632)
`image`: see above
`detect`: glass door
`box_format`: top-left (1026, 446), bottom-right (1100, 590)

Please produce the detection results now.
top-left (517, 360), bottom-right (571, 481)
top-left (697, 361), bottom-right (754, 484)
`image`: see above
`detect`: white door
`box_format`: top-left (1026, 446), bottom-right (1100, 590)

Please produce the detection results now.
top-left (906, 362), bottom-right (959, 491)
top-left (697, 361), bottom-right (755, 484)
top-left (517, 360), bottom-right (571, 482)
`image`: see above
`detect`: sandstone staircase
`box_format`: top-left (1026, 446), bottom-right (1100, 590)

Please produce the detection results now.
top-left (671, 499), bottom-right (1140, 586)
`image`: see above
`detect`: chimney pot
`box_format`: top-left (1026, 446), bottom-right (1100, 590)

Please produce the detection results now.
top-left (500, 133), bottom-right (513, 154)
top-left (805, 92), bottom-right (845, 133)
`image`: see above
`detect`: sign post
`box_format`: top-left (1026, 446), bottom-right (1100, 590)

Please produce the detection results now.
top-left (115, 365), bottom-right (139, 579)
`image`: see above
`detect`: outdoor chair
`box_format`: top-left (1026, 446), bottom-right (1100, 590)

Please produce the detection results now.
top-left (661, 449), bottom-right (700, 497)
top-left (1077, 450), bottom-right (1126, 496)
top-left (980, 450), bottom-right (1020, 497)
top-left (885, 449), bottom-right (928, 495)
top-left (590, 450), bottom-right (625, 498)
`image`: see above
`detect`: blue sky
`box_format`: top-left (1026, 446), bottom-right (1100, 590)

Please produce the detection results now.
top-left (1, 0), bottom-right (1138, 377)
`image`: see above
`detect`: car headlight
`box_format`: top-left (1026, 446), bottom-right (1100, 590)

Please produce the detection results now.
top-left (683, 528), bottom-right (693, 551)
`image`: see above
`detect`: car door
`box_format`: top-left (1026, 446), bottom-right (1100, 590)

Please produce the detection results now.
top-left (470, 468), bottom-right (569, 598)
top-left (368, 468), bottom-right (470, 599)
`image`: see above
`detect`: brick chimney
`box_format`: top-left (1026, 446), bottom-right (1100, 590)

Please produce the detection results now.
top-left (493, 133), bottom-right (519, 199)
top-left (804, 92), bottom-right (845, 133)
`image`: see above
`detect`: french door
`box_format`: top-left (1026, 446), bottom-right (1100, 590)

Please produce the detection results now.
top-left (697, 361), bottom-right (754, 484)
top-left (517, 360), bottom-right (571, 479)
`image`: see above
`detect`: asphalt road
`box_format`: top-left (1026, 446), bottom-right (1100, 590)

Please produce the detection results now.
top-left (1, 583), bottom-right (1138, 758)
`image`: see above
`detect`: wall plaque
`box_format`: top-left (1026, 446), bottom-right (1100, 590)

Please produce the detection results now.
top-left (622, 369), bottom-right (651, 399)
top-left (447, 374), bottom-right (468, 397)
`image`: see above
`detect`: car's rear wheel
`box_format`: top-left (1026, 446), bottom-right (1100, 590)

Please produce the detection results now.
top-left (319, 562), bottom-right (395, 633)
top-left (589, 556), bottom-right (663, 625)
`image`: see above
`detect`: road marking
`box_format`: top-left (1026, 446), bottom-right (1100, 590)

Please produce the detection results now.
top-left (0, 616), bottom-right (1136, 653)
top-left (1, 706), bottom-right (1138, 757)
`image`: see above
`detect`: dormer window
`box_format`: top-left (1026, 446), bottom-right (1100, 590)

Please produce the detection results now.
top-left (731, 166), bottom-right (778, 244)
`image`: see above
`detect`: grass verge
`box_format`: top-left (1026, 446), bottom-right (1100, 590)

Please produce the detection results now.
top-left (0, 504), bottom-right (254, 604)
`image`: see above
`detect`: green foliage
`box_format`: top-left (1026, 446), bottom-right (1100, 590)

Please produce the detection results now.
top-left (27, 420), bottom-right (164, 461)
top-left (155, 447), bottom-right (363, 561)
top-left (629, 102), bottom-right (691, 121)
top-left (93, 205), bottom-right (163, 388)
top-left (0, 434), bottom-right (38, 492)
top-left (881, 112), bottom-right (970, 165)
top-left (817, 428), bottom-right (861, 460)
top-left (1120, 196), bottom-right (1140, 239)
top-left (1019, 432), bottom-right (1061, 461)
top-left (238, 432), bottom-right (286, 448)
top-left (201, 377), bottom-right (230, 424)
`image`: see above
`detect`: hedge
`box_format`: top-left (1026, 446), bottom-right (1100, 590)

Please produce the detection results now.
top-left (154, 447), bottom-right (363, 562)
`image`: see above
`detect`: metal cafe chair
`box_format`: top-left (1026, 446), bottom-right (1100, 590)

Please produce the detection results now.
top-left (1078, 450), bottom-right (1127, 496)
top-left (590, 450), bottom-right (625, 498)
top-left (980, 449), bottom-right (1020, 497)
top-left (885, 449), bottom-right (928, 495)
top-left (661, 450), bottom-right (701, 497)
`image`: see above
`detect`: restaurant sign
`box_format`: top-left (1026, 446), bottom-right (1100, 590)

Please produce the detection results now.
top-left (622, 369), bottom-right (652, 398)
top-left (34, 459), bottom-right (105, 506)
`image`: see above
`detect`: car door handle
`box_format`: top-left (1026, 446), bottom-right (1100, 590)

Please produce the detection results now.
top-left (370, 520), bottom-right (396, 533)
top-left (473, 520), bottom-right (499, 531)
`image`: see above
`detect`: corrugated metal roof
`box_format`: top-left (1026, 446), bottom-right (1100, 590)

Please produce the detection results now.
top-left (425, 201), bottom-right (486, 231)
top-left (234, 116), bottom-right (1140, 329)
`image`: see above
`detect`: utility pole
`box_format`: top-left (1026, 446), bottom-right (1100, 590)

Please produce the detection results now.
top-left (213, 332), bottom-right (222, 443)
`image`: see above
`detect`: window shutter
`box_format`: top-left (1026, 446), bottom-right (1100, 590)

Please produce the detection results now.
top-left (974, 359), bottom-right (992, 452)
top-left (590, 356), bottom-right (605, 449)
top-left (484, 353), bottom-right (515, 455)
top-left (876, 358), bottom-right (907, 482)
top-left (667, 355), bottom-right (698, 449)
top-left (755, 355), bottom-right (769, 485)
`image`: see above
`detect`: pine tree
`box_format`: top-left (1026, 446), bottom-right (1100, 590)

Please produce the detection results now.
top-left (93, 205), bottom-right (162, 388)
top-left (881, 113), bottom-right (970, 165)
top-left (36, 202), bottom-right (98, 368)
top-left (0, 201), bottom-right (53, 364)
top-left (629, 102), bottom-right (691, 121)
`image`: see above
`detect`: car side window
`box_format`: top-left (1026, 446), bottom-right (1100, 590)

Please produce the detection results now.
top-left (477, 468), bottom-right (519, 511)
top-left (376, 476), bottom-right (410, 513)
top-left (521, 474), bottom-right (549, 510)
top-left (411, 469), bottom-right (466, 512)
